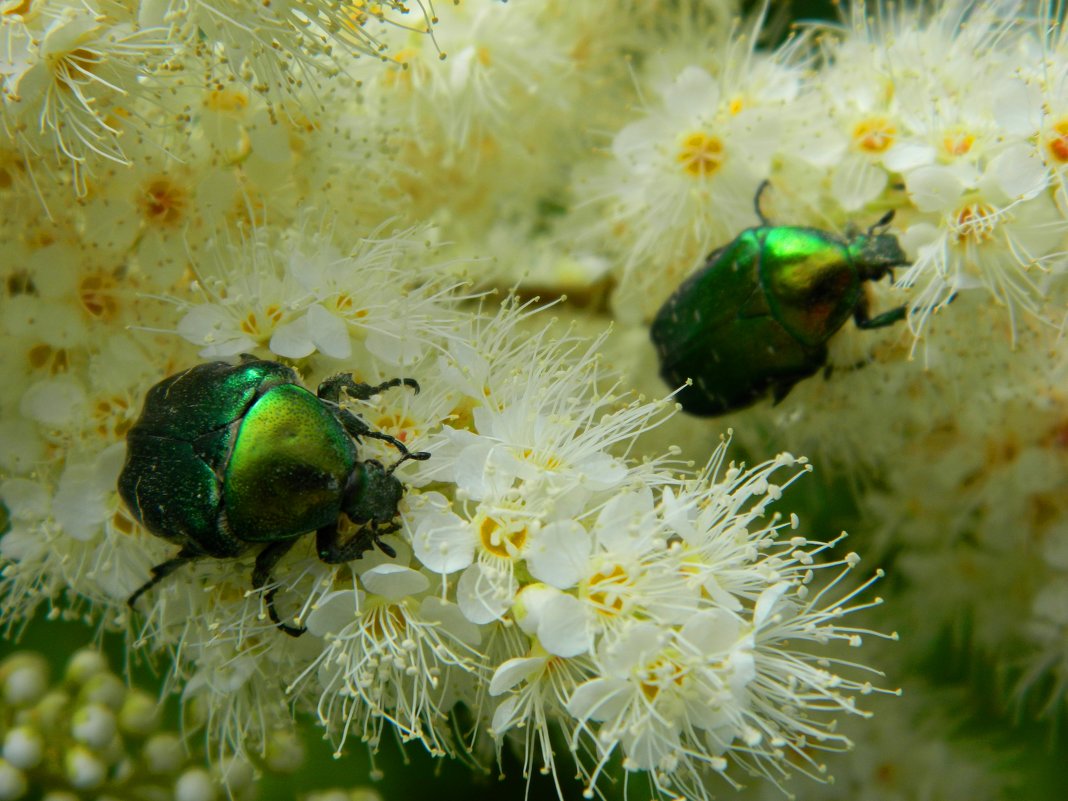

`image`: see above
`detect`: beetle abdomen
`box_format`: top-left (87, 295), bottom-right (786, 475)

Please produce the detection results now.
top-left (660, 313), bottom-right (823, 416)
top-left (118, 431), bottom-right (244, 557)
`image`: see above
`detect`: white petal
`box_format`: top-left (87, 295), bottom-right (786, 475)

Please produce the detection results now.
top-left (489, 656), bottom-right (545, 696)
top-left (538, 593), bottom-right (591, 657)
top-left (513, 583), bottom-right (557, 636)
top-left (882, 140), bottom-right (935, 173)
top-left (905, 165), bottom-right (965, 213)
top-left (490, 696), bottom-right (521, 736)
top-left (663, 66), bottom-right (718, 119)
top-left (20, 378), bottom-right (86, 428)
top-left (365, 322), bottom-right (425, 367)
top-left (177, 305), bottom-right (251, 356)
top-left (269, 316), bottom-right (315, 359)
top-left (526, 520), bottom-right (590, 589)
top-left (457, 563), bottom-right (514, 624)
top-left (360, 564), bottom-right (429, 600)
top-left (831, 155), bottom-right (888, 212)
top-left (567, 678), bottom-right (624, 722)
top-left (1, 479), bottom-right (51, 520)
top-left (679, 609), bottom-right (742, 656)
top-left (993, 78), bottom-right (1042, 136)
top-left (306, 304), bottom-right (351, 360)
top-left (306, 590), bottom-right (360, 636)
top-left (986, 143), bottom-right (1048, 201)
top-left (419, 596), bottom-right (482, 646)
top-left (411, 508), bottom-right (474, 574)
top-left (753, 582), bottom-right (790, 628)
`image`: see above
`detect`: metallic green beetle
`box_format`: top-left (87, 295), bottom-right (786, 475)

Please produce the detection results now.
top-left (651, 187), bottom-right (909, 416)
top-left (119, 356), bottom-right (429, 636)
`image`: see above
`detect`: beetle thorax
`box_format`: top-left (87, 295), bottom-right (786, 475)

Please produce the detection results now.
top-left (848, 232), bottom-right (909, 281)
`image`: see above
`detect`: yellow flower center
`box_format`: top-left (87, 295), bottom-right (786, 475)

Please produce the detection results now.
top-left (28, 344), bottom-right (70, 374)
top-left (238, 305), bottom-right (284, 337)
top-left (205, 89), bottom-right (249, 113)
top-left (586, 564), bottom-right (629, 617)
top-left (374, 413), bottom-right (417, 445)
top-left (952, 202), bottom-right (999, 244)
top-left (78, 272), bottom-right (119, 321)
top-left (1047, 118), bottom-right (1068, 164)
top-left (942, 127), bottom-right (975, 157)
top-left (478, 515), bottom-right (527, 559)
top-left (138, 176), bottom-right (189, 228)
top-left (638, 656), bottom-right (686, 701)
top-left (852, 116), bottom-right (896, 154)
top-left (677, 131), bottom-right (726, 178)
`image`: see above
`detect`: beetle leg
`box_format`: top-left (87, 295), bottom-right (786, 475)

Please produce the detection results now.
top-left (333, 406), bottom-right (430, 461)
top-left (854, 297), bottom-right (907, 330)
top-left (318, 374), bottom-right (420, 404)
top-left (127, 547), bottom-right (199, 610)
top-left (316, 521), bottom-right (381, 564)
top-left (251, 540), bottom-right (305, 637)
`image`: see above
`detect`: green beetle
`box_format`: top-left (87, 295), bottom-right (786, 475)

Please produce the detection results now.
top-left (651, 186), bottom-right (909, 416)
top-left (119, 356), bottom-right (429, 636)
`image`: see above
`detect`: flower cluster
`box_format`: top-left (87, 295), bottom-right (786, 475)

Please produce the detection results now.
top-left (3, 0), bottom-right (1067, 799)
top-left (0, 648), bottom-right (296, 801)
top-left (585, 1), bottom-right (1068, 338)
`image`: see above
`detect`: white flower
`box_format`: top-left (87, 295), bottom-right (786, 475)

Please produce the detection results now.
top-left (1, 3), bottom-right (169, 193)
top-left (582, 30), bottom-right (807, 316)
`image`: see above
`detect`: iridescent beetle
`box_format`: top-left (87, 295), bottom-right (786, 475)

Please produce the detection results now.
top-left (651, 183), bottom-right (909, 416)
top-left (119, 356), bottom-right (429, 636)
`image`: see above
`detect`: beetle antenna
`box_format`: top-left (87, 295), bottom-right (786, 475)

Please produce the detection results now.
top-left (867, 209), bottom-right (895, 235)
top-left (388, 449), bottom-right (431, 475)
top-left (754, 179), bottom-right (772, 226)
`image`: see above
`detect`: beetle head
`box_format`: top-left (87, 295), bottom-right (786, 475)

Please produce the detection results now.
top-left (848, 228), bottom-right (909, 283)
top-left (345, 459), bottom-right (404, 526)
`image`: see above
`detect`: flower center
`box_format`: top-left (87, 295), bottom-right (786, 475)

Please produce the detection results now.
top-left (941, 127), bottom-right (975, 157)
top-left (638, 656), bottom-right (686, 701)
top-left (138, 176), bottom-right (189, 228)
top-left (852, 116), bottom-right (896, 154)
top-left (677, 132), bottom-right (725, 178)
top-left (952, 202), bottom-right (999, 244)
top-left (1047, 119), bottom-right (1068, 164)
top-left (478, 515), bottom-right (527, 559)
top-left (238, 306), bottom-right (284, 337)
top-left (374, 413), bottom-right (416, 444)
top-left (28, 344), bottom-right (70, 374)
top-left (586, 564), bottom-right (630, 617)
top-left (93, 395), bottom-right (133, 440)
top-left (205, 89), bottom-right (249, 114)
top-left (367, 602), bottom-right (408, 639)
top-left (79, 273), bottom-right (118, 320)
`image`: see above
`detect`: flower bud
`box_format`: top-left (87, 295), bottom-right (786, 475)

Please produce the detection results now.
top-left (0, 654), bottom-right (48, 708)
top-left (0, 759), bottom-right (27, 801)
top-left (118, 689), bottom-right (160, 736)
top-left (264, 729), bottom-right (304, 773)
top-left (29, 691), bottom-right (70, 732)
top-left (142, 733), bottom-right (185, 774)
top-left (1, 727), bottom-right (42, 770)
top-left (64, 745), bottom-right (106, 790)
top-left (77, 673), bottom-right (125, 711)
top-left (64, 650), bottom-right (109, 686)
top-left (71, 703), bottom-right (118, 750)
top-left (214, 757), bottom-right (254, 793)
top-left (175, 767), bottom-right (216, 801)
